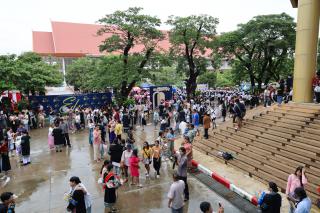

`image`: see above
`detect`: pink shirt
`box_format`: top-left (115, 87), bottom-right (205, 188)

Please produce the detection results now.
top-left (93, 130), bottom-right (101, 145)
top-left (286, 173), bottom-right (307, 195)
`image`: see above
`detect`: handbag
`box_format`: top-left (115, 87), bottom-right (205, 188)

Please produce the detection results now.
top-left (143, 149), bottom-right (152, 164)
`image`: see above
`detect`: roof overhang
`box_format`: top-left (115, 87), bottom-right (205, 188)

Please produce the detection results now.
top-left (290, 0), bottom-right (298, 8)
top-left (38, 53), bottom-right (86, 57)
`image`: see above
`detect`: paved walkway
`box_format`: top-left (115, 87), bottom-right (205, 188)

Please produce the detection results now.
top-left (0, 124), bottom-right (242, 213)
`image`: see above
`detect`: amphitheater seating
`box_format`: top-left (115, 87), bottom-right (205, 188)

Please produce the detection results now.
top-left (194, 103), bottom-right (320, 206)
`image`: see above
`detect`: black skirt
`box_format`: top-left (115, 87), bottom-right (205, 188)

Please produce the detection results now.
top-left (142, 118), bottom-right (146, 126)
top-left (1, 154), bottom-right (11, 172)
top-left (104, 187), bottom-right (116, 204)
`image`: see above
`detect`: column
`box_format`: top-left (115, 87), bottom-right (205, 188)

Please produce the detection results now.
top-left (62, 57), bottom-right (66, 86)
top-left (293, 0), bottom-right (320, 103)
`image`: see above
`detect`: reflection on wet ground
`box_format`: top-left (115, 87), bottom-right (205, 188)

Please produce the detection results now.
top-left (0, 124), bottom-right (242, 213)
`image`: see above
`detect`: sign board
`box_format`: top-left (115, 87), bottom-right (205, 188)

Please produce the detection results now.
top-left (149, 86), bottom-right (173, 102)
top-left (197, 84), bottom-right (208, 91)
top-left (29, 92), bottom-right (112, 113)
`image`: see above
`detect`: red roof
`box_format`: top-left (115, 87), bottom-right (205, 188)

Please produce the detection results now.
top-left (33, 21), bottom-right (170, 57)
top-left (32, 31), bottom-right (55, 54)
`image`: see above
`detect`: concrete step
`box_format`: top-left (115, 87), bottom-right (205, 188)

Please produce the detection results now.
top-left (243, 121), bottom-right (320, 151)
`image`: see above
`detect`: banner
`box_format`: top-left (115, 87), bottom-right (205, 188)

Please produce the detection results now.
top-left (28, 93), bottom-right (112, 113)
top-left (149, 86), bottom-right (173, 102)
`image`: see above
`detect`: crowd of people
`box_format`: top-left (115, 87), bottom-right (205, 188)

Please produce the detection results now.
top-left (0, 77), bottom-right (319, 212)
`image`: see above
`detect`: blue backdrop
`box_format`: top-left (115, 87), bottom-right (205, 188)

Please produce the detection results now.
top-left (29, 93), bottom-right (112, 113)
top-left (149, 86), bottom-right (173, 101)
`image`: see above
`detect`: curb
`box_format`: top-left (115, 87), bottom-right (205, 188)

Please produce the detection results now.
top-left (191, 159), bottom-right (258, 206)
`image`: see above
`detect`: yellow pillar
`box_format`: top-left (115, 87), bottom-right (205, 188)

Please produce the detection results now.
top-left (293, 0), bottom-right (320, 103)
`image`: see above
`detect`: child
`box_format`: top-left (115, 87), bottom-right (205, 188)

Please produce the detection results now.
top-left (129, 149), bottom-right (142, 187)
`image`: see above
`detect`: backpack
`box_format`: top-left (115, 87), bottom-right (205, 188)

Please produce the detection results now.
top-left (222, 152), bottom-right (233, 160)
top-left (236, 104), bottom-right (246, 118)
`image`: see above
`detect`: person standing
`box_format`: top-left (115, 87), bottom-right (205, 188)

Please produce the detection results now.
top-left (260, 182), bottom-right (281, 213)
top-left (93, 126), bottom-right (102, 163)
top-left (60, 118), bottom-right (71, 147)
top-left (187, 124), bottom-right (196, 144)
top-left (52, 123), bottom-right (64, 152)
top-left (286, 166), bottom-right (308, 213)
top-left (182, 136), bottom-right (193, 168)
top-left (293, 187), bottom-right (312, 213)
top-left (312, 70), bottom-right (320, 103)
top-left (48, 124), bottom-right (54, 150)
top-left (103, 164), bottom-right (120, 213)
top-left (166, 128), bottom-right (176, 158)
top-left (88, 119), bottom-right (94, 146)
top-left (66, 176), bottom-right (86, 213)
top-left (109, 139), bottom-right (123, 176)
top-left (20, 131), bottom-right (31, 166)
top-left (203, 113), bottom-right (211, 139)
top-left (0, 137), bottom-right (11, 178)
top-left (153, 109), bottom-right (160, 129)
top-left (141, 112), bottom-right (146, 130)
top-left (176, 147), bottom-right (189, 201)
top-left (192, 110), bottom-right (200, 135)
top-left (129, 149), bottom-right (142, 187)
top-left (141, 142), bottom-right (152, 178)
top-left (114, 121), bottom-right (123, 140)
top-left (122, 110), bottom-right (130, 134)
top-left (120, 144), bottom-right (133, 183)
top-left (152, 140), bottom-right (162, 178)
top-left (277, 79), bottom-right (285, 106)
top-left (233, 99), bottom-right (246, 130)
top-left (108, 120), bottom-right (116, 144)
top-left (167, 170), bottom-right (185, 213)
top-left (67, 177), bottom-right (92, 213)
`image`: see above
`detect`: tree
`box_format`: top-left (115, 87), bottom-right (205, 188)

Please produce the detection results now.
top-left (15, 52), bottom-right (63, 95)
top-left (216, 70), bottom-right (235, 87)
top-left (0, 52), bottom-right (63, 95)
top-left (150, 66), bottom-right (185, 87)
top-left (213, 13), bottom-right (296, 91)
top-left (66, 57), bottom-right (98, 92)
top-left (97, 7), bottom-right (164, 103)
top-left (0, 54), bottom-right (17, 94)
top-left (197, 71), bottom-right (217, 88)
top-left (167, 14), bottom-right (219, 98)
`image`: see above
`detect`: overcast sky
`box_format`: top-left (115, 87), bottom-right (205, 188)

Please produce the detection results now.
top-left (0, 0), bottom-right (297, 55)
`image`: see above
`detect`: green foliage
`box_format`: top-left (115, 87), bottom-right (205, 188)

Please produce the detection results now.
top-left (166, 14), bottom-right (219, 97)
top-left (0, 54), bottom-right (17, 93)
top-left (123, 98), bottom-right (135, 108)
top-left (216, 70), bottom-right (235, 87)
top-left (0, 52), bottom-right (63, 95)
top-left (150, 66), bottom-right (185, 87)
top-left (97, 7), bottom-right (165, 102)
top-left (66, 57), bottom-right (98, 91)
top-left (15, 52), bottom-right (63, 94)
top-left (17, 99), bottom-right (29, 111)
top-left (195, 90), bottom-right (201, 96)
top-left (197, 71), bottom-right (217, 88)
top-left (213, 13), bottom-right (296, 90)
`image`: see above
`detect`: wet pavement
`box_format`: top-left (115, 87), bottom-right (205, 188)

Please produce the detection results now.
top-left (0, 123), bottom-right (243, 213)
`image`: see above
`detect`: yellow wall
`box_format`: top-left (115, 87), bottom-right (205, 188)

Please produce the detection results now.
top-left (292, 0), bottom-right (320, 103)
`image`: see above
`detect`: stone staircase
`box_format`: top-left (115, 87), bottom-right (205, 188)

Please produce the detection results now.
top-left (194, 103), bottom-right (320, 206)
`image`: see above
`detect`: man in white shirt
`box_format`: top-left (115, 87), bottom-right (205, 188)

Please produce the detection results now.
top-left (168, 171), bottom-right (185, 213)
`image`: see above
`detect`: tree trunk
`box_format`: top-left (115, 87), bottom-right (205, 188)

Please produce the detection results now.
top-left (186, 74), bottom-right (197, 99)
top-left (117, 80), bottom-right (136, 106)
